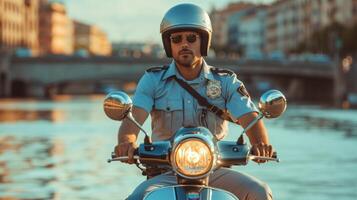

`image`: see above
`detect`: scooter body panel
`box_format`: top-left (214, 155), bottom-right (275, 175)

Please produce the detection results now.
top-left (144, 185), bottom-right (238, 200)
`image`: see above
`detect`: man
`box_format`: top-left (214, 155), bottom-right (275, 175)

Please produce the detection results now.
top-left (115, 3), bottom-right (274, 200)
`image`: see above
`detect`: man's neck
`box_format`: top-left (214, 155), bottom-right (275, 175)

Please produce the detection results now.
top-left (175, 58), bottom-right (203, 81)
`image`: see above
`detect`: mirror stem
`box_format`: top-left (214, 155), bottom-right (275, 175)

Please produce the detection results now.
top-left (126, 112), bottom-right (152, 145)
top-left (236, 113), bottom-right (263, 145)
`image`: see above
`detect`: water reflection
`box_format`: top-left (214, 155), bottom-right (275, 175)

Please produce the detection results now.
top-left (0, 100), bottom-right (357, 200)
top-left (0, 109), bottom-right (65, 123)
top-left (277, 107), bottom-right (357, 138)
top-left (5, 98), bottom-right (129, 199)
top-left (282, 110), bottom-right (357, 138)
top-left (0, 136), bottom-right (61, 199)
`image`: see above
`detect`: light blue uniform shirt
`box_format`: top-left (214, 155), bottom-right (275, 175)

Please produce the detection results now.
top-left (133, 59), bottom-right (258, 141)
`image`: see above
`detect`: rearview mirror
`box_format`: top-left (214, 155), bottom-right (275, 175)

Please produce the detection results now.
top-left (103, 91), bottom-right (152, 144)
top-left (103, 91), bottom-right (132, 121)
top-left (258, 90), bottom-right (287, 119)
top-left (237, 89), bottom-right (287, 144)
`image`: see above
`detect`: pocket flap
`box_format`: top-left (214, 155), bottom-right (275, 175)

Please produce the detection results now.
top-left (155, 99), bottom-right (183, 111)
top-left (166, 99), bottom-right (183, 111)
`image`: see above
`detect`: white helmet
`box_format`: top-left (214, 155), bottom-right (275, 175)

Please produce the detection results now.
top-left (160, 3), bottom-right (212, 57)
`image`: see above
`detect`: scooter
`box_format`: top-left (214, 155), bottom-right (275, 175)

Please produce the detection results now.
top-left (103, 90), bottom-right (287, 200)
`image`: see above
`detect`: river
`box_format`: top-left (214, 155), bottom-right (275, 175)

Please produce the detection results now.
top-left (0, 96), bottom-right (356, 200)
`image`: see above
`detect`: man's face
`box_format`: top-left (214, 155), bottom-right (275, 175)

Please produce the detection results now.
top-left (170, 31), bottom-right (202, 67)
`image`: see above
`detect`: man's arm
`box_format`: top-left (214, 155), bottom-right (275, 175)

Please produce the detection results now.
top-left (238, 112), bottom-right (273, 163)
top-left (115, 106), bottom-right (149, 164)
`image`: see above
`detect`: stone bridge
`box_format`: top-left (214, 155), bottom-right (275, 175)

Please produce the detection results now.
top-left (0, 56), bottom-right (343, 104)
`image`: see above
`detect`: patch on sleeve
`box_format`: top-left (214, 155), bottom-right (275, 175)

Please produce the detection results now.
top-left (146, 65), bottom-right (169, 73)
top-left (237, 84), bottom-right (250, 98)
top-left (210, 67), bottom-right (235, 76)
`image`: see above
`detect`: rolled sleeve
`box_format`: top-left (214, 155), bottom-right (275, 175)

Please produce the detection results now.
top-left (133, 72), bottom-right (155, 113)
top-left (225, 75), bottom-right (258, 120)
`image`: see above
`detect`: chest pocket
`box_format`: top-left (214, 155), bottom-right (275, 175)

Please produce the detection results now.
top-left (153, 98), bottom-right (183, 139)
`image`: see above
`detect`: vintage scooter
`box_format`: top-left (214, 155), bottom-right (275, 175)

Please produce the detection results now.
top-left (103, 90), bottom-right (287, 200)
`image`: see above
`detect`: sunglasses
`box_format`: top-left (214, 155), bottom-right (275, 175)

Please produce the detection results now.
top-left (170, 33), bottom-right (199, 44)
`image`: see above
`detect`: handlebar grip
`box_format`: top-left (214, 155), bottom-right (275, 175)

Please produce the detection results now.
top-left (110, 148), bottom-right (137, 159)
top-left (108, 148), bottom-right (139, 163)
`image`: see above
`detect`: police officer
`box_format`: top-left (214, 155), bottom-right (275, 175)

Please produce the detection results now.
top-left (115, 3), bottom-right (274, 200)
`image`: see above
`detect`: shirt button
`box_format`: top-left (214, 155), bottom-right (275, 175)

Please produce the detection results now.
top-left (166, 107), bottom-right (170, 111)
top-left (187, 100), bottom-right (191, 104)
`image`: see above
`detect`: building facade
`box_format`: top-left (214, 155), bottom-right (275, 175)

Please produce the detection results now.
top-left (266, 0), bottom-right (305, 54)
top-left (73, 21), bottom-right (111, 56)
top-left (0, 0), bottom-right (40, 55)
top-left (112, 42), bottom-right (164, 58)
top-left (1, 0), bottom-right (112, 58)
top-left (210, 3), bottom-right (255, 54)
top-left (239, 6), bottom-right (267, 58)
top-left (89, 25), bottom-right (111, 56)
top-left (266, 0), bottom-right (357, 54)
top-left (39, 1), bottom-right (73, 55)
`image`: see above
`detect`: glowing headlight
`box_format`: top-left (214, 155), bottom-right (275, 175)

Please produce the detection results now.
top-left (172, 138), bottom-right (213, 178)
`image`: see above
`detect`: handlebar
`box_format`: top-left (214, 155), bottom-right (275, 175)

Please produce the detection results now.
top-left (108, 155), bottom-right (280, 163)
top-left (107, 154), bottom-right (170, 164)
top-left (248, 151), bottom-right (279, 162)
top-left (107, 155), bottom-right (140, 163)
top-left (248, 155), bottom-right (280, 162)
top-left (108, 153), bottom-right (280, 165)
top-left (108, 142), bottom-right (280, 165)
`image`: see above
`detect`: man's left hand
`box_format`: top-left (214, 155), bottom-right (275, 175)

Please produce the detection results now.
top-left (251, 142), bottom-right (274, 163)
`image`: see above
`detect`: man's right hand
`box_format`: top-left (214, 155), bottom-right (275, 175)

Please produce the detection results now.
top-left (114, 142), bottom-right (138, 164)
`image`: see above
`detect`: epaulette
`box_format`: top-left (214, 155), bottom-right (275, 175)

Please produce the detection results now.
top-left (146, 65), bottom-right (169, 73)
top-left (210, 67), bottom-right (235, 76)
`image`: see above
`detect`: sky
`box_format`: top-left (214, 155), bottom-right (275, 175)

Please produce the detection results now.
top-left (62, 0), bottom-right (275, 43)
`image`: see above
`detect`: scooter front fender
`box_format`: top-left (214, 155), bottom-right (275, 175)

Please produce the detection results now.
top-left (144, 185), bottom-right (238, 200)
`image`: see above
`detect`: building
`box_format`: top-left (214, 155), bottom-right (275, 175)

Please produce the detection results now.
top-left (227, 8), bottom-right (252, 53)
top-left (266, 0), bottom-right (304, 54)
top-left (266, 0), bottom-right (357, 55)
top-left (89, 25), bottom-right (111, 56)
top-left (1, 0), bottom-right (112, 58)
top-left (73, 21), bottom-right (111, 56)
top-left (210, 2), bottom-right (255, 54)
top-left (73, 20), bottom-right (89, 53)
top-left (23, 0), bottom-right (40, 55)
top-left (239, 6), bottom-right (268, 58)
top-left (319, 0), bottom-right (355, 27)
top-left (0, 0), bottom-right (40, 55)
top-left (39, 1), bottom-right (73, 55)
top-left (112, 42), bottom-right (164, 58)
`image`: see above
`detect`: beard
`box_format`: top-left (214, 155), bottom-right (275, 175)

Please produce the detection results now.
top-left (175, 49), bottom-right (198, 68)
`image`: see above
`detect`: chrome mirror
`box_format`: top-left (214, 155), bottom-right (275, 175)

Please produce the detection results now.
top-left (237, 89), bottom-right (287, 144)
top-left (258, 90), bottom-right (287, 119)
top-left (103, 91), bottom-right (132, 121)
top-left (103, 91), bottom-right (152, 144)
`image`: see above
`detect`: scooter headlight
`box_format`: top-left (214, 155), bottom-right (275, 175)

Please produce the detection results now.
top-left (172, 138), bottom-right (214, 178)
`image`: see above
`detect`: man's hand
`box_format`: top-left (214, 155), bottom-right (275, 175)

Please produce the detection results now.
top-left (114, 142), bottom-right (138, 164)
top-left (251, 142), bottom-right (274, 163)
top-left (238, 112), bottom-right (273, 163)
top-left (115, 106), bottom-right (148, 164)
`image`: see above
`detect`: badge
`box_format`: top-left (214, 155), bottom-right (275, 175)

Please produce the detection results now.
top-left (237, 84), bottom-right (250, 98)
top-left (206, 80), bottom-right (221, 99)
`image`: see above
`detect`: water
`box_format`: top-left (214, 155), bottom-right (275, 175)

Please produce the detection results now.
top-left (0, 97), bottom-right (357, 200)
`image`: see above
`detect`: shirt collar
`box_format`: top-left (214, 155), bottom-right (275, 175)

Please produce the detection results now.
top-left (162, 59), bottom-right (215, 81)
top-left (162, 60), bottom-right (176, 80)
